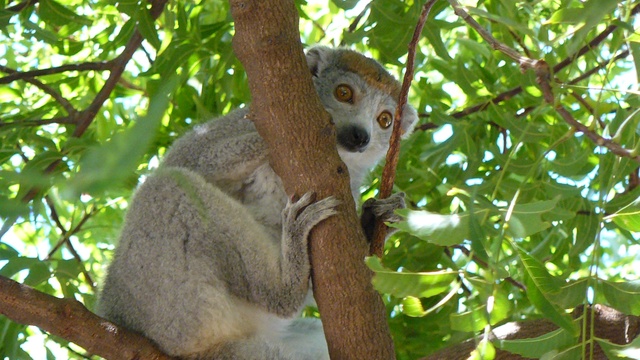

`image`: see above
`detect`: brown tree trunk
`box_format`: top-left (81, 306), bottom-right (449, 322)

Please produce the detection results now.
top-left (228, 0), bottom-right (396, 359)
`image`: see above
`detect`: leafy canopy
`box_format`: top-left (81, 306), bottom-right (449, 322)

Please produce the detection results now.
top-left (1, 0), bottom-right (639, 359)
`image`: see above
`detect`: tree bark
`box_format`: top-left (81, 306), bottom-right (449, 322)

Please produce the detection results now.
top-left (422, 304), bottom-right (640, 360)
top-left (228, 0), bottom-right (396, 359)
top-left (0, 275), bottom-right (172, 360)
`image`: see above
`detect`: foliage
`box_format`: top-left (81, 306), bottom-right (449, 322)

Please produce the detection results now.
top-left (1, 0), bottom-right (639, 359)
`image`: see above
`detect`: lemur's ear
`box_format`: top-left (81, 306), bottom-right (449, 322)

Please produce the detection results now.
top-left (400, 104), bottom-right (419, 139)
top-left (305, 46), bottom-right (332, 77)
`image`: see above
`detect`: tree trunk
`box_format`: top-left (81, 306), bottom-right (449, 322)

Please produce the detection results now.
top-left (228, 0), bottom-right (396, 359)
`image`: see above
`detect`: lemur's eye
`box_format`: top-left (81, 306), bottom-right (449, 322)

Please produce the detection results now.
top-left (334, 84), bottom-right (354, 103)
top-left (377, 111), bottom-right (393, 129)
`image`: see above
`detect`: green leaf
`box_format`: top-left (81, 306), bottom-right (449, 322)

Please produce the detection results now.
top-left (152, 41), bottom-right (198, 76)
top-left (598, 279), bottom-right (640, 316)
top-left (450, 293), bottom-right (511, 332)
top-left (450, 306), bottom-right (488, 333)
top-left (467, 7), bottom-right (535, 38)
top-left (457, 38), bottom-right (492, 60)
top-left (330, 0), bottom-right (359, 10)
top-left (545, 0), bottom-right (616, 30)
top-left (506, 199), bottom-right (558, 238)
top-left (0, 257), bottom-right (39, 278)
top-left (496, 327), bottom-right (577, 359)
top-left (392, 208), bottom-right (490, 246)
top-left (63, 75), bottom-right (181, 197)
top-left (469, 339), bottom-right (496, 360)
top-left (629, 41), bottom-right (640, 83)
top-left (0, 243), bottom-right (19, 260)
top-left (515, 246), bottom-right (579, 335)
top-left (597, 334), bottom-right (640, 359)
top-left (38, 0), bottom-right (92, 27)
top-left (0, 196), bottom-right (30, 218)
top-left (23, 261), bottom-right (51, 287)
top-left (0, 10), bottom-right (14, 28)
top-left (402, 296), bottom-right (427, 317)
top-left (137, 6), bottom-right (161, 50)
top-left (365, 257), bottom-right (457, 298)
top-left (548, 279), bottom-right (588, 309)
top-left (546, 8), bottom-right (588, 24)
top-left (609, 197), bottom-right (640, 232)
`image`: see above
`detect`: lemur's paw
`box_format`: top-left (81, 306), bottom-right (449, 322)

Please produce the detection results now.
top-left (362, 192), bottom-right (406, 224)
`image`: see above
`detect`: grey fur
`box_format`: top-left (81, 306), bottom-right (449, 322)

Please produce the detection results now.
top-left (97, 46), bottom-right (418, 359)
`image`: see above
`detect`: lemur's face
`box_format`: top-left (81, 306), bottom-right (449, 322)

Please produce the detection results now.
top-left (307, 48), bottom-right (418, 177)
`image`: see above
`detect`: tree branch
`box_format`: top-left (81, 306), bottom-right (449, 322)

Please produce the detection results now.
top-left (16, 0), bottom-right (169, 206)
top-left (447, 0), bottom-right (538, 71)
top-left (0, 276), bottom-right (173, 360)
top-left (0, 65), bottom-right (77, 116)
top-left (422, 304), bottom-right (640, 360)
top-left (446, 2), bottom-right (640, 121)
top-left (446, 1), bottom-right (640, 163)
top-left (0, 117), bottom-right (77, 129)
top-left (534, 60), bottom-right (640, 163)
top-left (452, 245), bottom-right (526, 292)
top-left (70, 0), bottom-right (167, 138)
top-left (369, 0), bottom-right (437, 257)
top-left (0, 62), bottom-right (111, 85)
top-left (43, 201), bottom-right (99, 290)
top-left (3, 0), bottom-right (38, 12)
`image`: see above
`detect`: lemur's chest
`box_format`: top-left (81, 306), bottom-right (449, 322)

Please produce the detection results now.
top-left (241, 163), bottom-right (287, 242)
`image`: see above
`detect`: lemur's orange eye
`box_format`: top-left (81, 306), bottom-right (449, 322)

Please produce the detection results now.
top-left (377, 111), bottom-right (393, 129)
top-left (334, 84), bottom-right (354, 103)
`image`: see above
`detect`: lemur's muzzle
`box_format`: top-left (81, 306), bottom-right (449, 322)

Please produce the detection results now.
top-left (337, 125), bottom-right (369, 153)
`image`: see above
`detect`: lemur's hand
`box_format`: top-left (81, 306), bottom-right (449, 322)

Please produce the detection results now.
top-left (360, 192), bottom-right (406, 242)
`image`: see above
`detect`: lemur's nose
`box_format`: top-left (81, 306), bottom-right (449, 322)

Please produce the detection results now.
top-left (337, 125), bottom-right (370, 152)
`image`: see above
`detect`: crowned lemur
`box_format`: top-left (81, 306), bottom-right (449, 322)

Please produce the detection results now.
top-left (97, 46), bottom-right (418, 360)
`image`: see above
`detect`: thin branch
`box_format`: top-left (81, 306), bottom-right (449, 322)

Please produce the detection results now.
top-left (347, 1), bottom-right (371, 33)
top-left (450, 85), bottom-right (523, 119)
top-left (18, 0), bottom-right (169, 205)
top-left (416, 122), bottom-right (439, 131)
top-left (553, 3), bottom-right (640, 74)
top-left (447, 48), bottom-right (631, 121)
top-left (45, 195), bottom-right (66, 233)
top-left (508, 28), bottom-right (533, 59)
top-left (71, 0), bottom-right (167, 138)
top-left (3, 0), bottom-right (38, 12)
top-left (0, 117), bottom-right (77, 129)
top-left (535, 60), bottom-right (640, 163)
top-left (447, 0), bottom-right (538, 71)
top-left (448, 1), bottom-right (640, 163)
top-left (370, 0), bottom-right (437, 257)
top-left (445, 1), bottom-right (638, 121)
top-left (567, 49), bottom-right (630, 86)
top-left (45, 207), bottom-right (95, 259)
top-left (453, 245), bottom-right (526, 291)
top-left (44, 206), bottom-right (99, 289)
top-left (0, 62), bottom-right (111, 85)
top-left (0, 65), bottom-right (77, 116)
top-left (568, 91), bottom-right (600, 127)
top-left (628, 167), bottom-right (640, 192)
